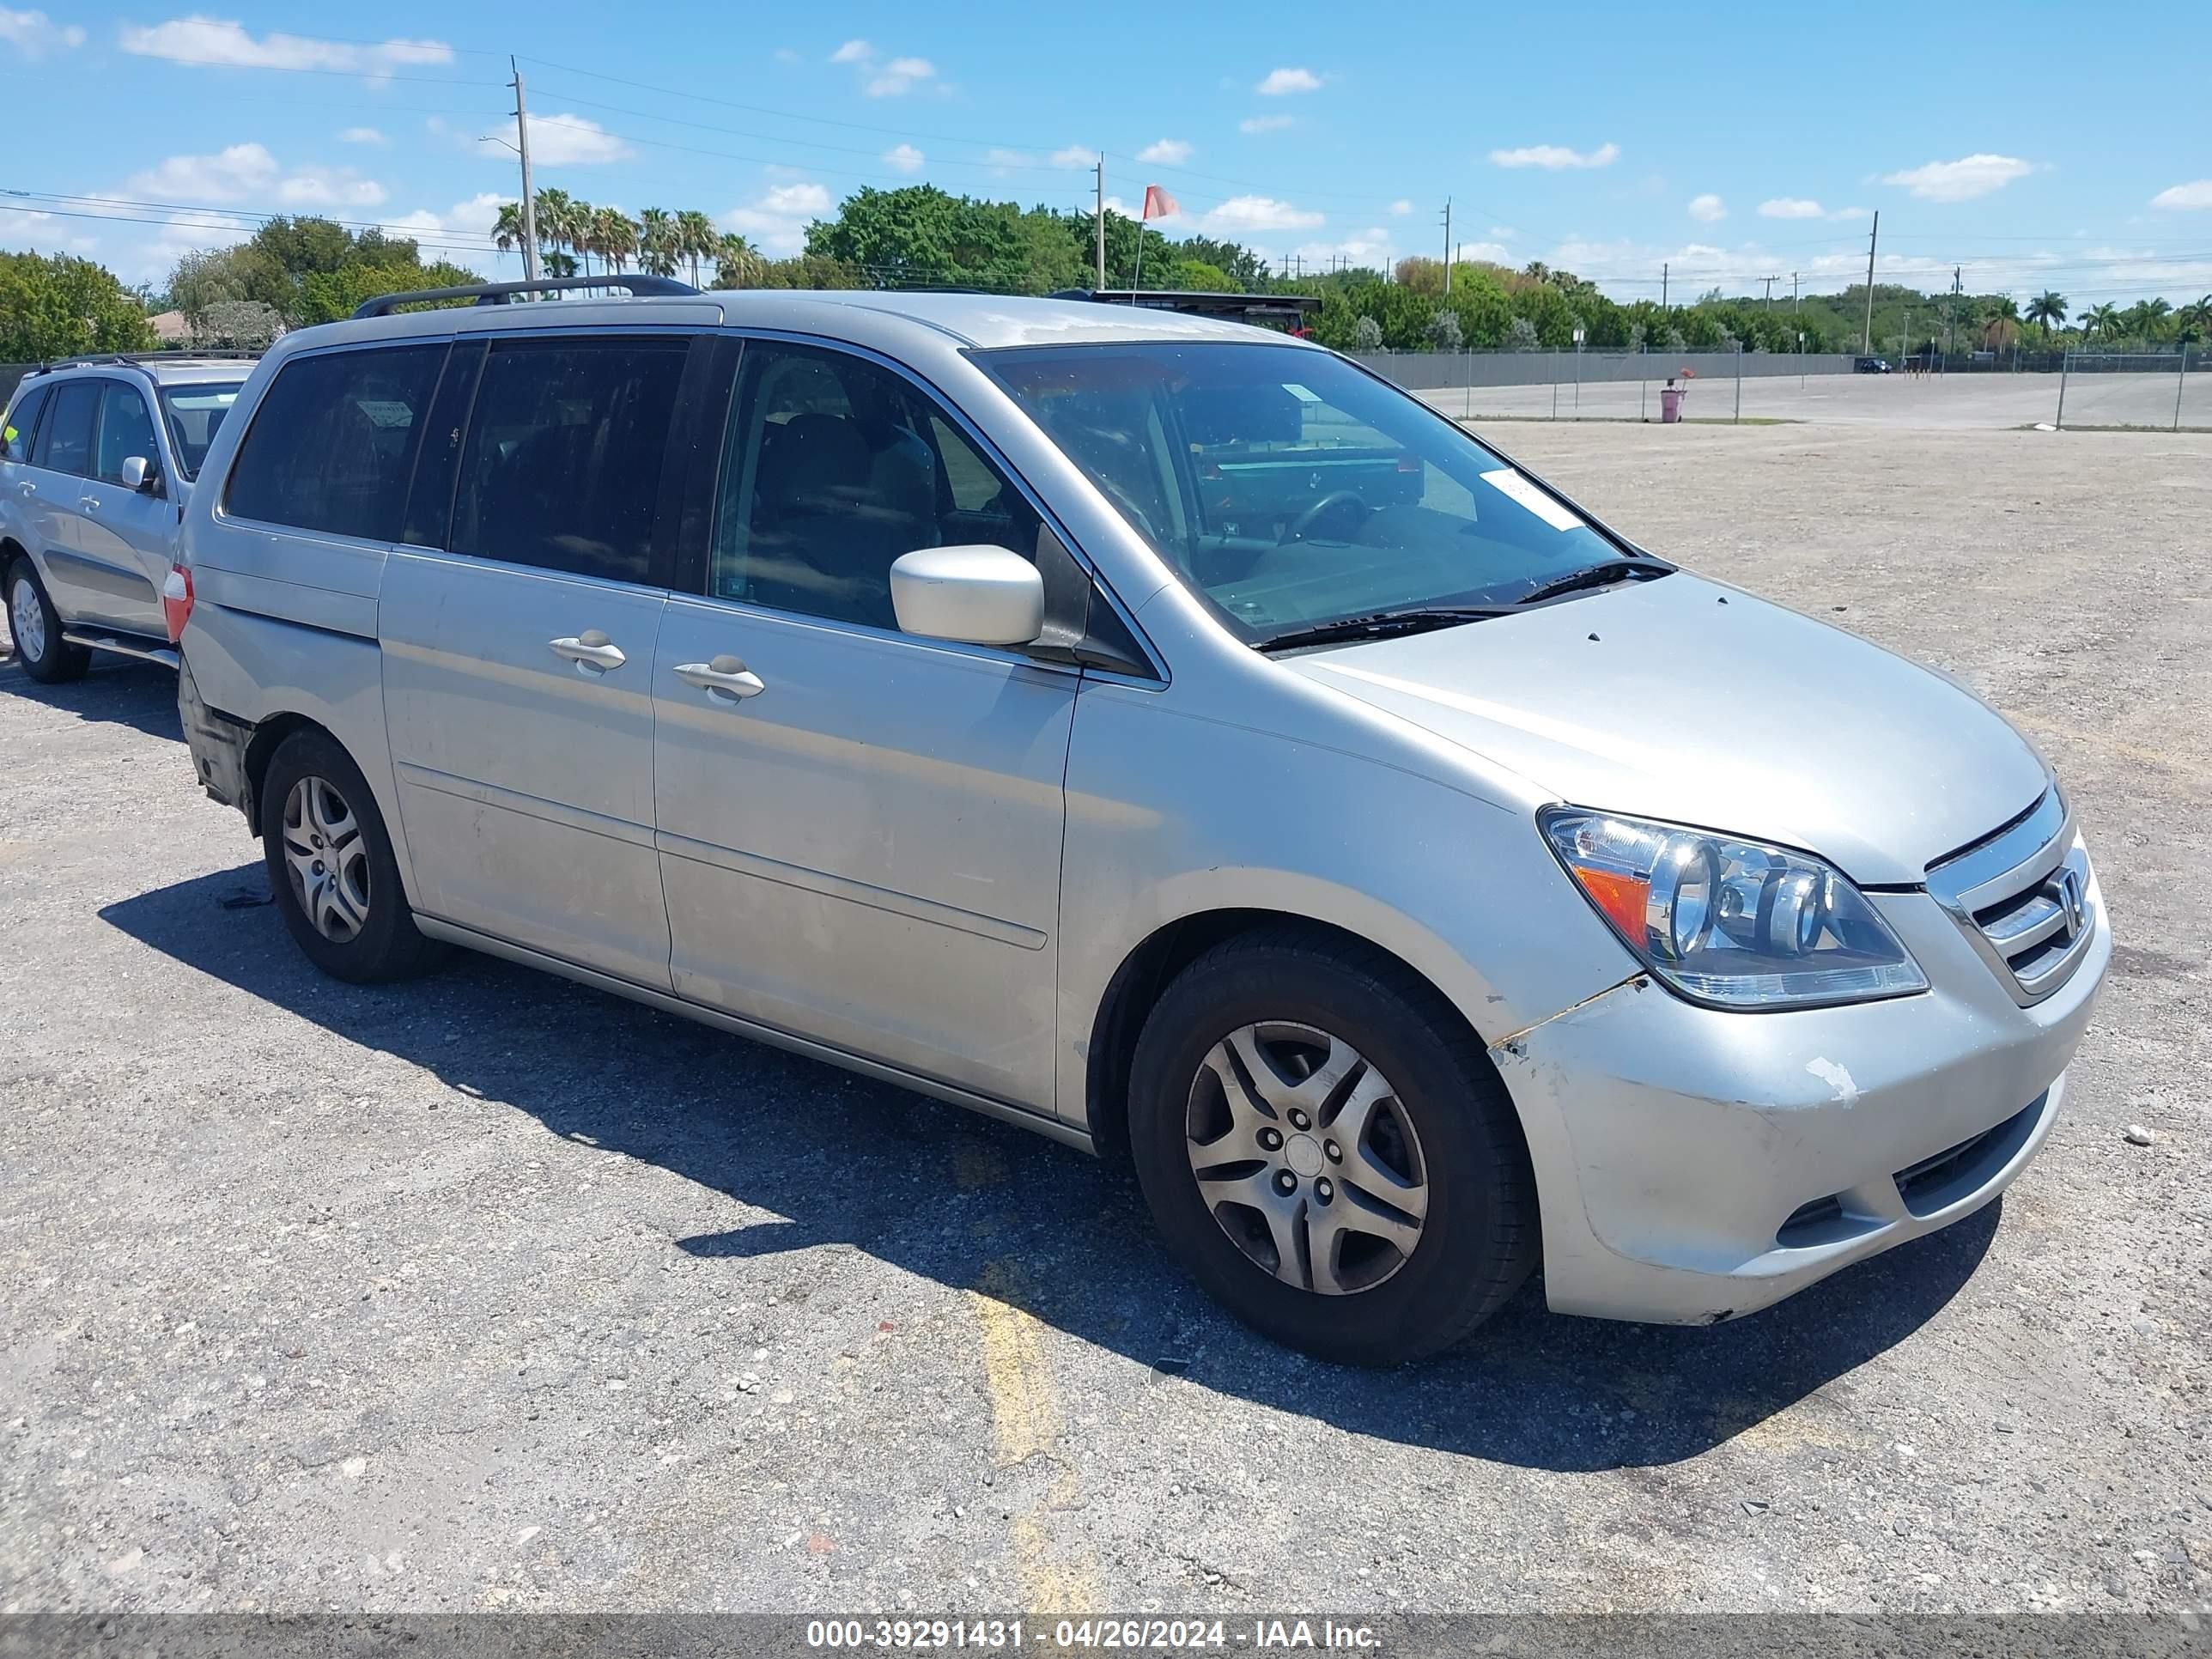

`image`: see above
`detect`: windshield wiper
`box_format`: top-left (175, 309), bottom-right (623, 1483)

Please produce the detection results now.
top-left (1514, 561), bottom-right (1669, 606)
top-left (1256, 605), bottom-right (1510, 653)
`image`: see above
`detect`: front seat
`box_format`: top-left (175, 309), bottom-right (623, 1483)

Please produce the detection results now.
top-left (749, 413), bottom-right (931, 628)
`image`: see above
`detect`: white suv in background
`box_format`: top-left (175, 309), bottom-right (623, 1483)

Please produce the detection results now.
top-left (0, 356), bottom-right (248, 681)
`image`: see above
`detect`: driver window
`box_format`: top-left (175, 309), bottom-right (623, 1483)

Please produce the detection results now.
top-left (94, 384), bottom-right (159, 485)
top-left (711, 343), bottom-right (1041, 629)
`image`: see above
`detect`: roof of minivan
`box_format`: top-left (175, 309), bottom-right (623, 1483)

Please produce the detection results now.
top-left (322, 289), bottom-right (1322, 352)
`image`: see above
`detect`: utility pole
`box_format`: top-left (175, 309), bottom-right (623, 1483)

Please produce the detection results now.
top-left (1094, 155), bottom-right (1106, 289)
top-left (1947, 264), bottom-right (1961, 363)
top-left (509, 58), bottom-right (539, 284)
top-left (1794, 272), bottom-right (1802, 386)
top-left (1661, 261), bottom-right (1668, 317)
top-left (1759, 275), bottom-right (1779, 313)
top-left (1441, 197), bottom-right (1452, 296)
top-left (1861, 210), bottom-right (1880, 355)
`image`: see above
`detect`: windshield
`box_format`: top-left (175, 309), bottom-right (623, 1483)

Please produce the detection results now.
top-left (159, 383), bottom-right (243, 481)
top-left (975, 342), bottom-right (1641, 646)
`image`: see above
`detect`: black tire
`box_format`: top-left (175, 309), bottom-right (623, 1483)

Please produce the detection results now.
top-left (259, 728), bottom-right (442, 984)
top-left (1128, 926), bottom-right (1537, 1365)
top-left (5, 558), bottom-right (90, 684)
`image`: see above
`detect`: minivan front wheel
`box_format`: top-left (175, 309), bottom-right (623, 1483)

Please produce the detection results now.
top-left (6, 559), bottom-right (89, 684)
top-left (259, 730), bottom-right (441, 984)
top-left (1128, 928), bottom-right (1537, 1364)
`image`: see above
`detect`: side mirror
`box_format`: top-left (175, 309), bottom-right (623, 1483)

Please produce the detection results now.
top-left (889, 545), bottom-right (1044, 647)
top-left (119, 455), bottom-right (160, 494)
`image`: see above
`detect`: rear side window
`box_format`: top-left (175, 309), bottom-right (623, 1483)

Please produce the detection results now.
top-left (33, 381), bottom-right (98, 476)
top-left (94, 384), bottom-right (160, 484)
top-left (224, 344), bottom-right (447, 542)
top-left (448, 336), bottom-right (689, 584)
top-left (3, 384), bottom-right (50, 460)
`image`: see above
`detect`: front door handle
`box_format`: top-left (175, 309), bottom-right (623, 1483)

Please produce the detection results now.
top-left (549, 630), bottom-right (626, 673)
top-left (673, 654), bottom-right (766, 702)
top-left (80, 495), bottom-right (101, 512)
top-left (17, 481), bottom-right (33, 496)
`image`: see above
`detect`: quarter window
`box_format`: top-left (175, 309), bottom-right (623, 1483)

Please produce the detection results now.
top-left (448, 335), bottom-right (689, 584)
top-left (94, 384), bottom-right (160, 485)
top-left (224, 345), bottom-right (447, 543)
top-left (3, 384), bottom-right (50, 461)
top-left (33, 381), bottom-right (98, 477)
top-left (712, 343), bottom-right (1041, 629)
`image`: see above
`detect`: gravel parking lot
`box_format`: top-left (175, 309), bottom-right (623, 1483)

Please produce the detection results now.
top-left (2, 422), bottom-right (2207, 1617)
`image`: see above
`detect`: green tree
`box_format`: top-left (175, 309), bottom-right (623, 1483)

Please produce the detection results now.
top-left (2024, 290), bottom-right (2068, 333)
top-left (295, 260), bottom-right (481, 325)
top-left (0, 251), bottom-right (154, 359)
top-left (2078, 302), bottom-right (2120, 340)
top-left (675, 210), bottom-right (719, 288)
top-left (710, 233), bottom-right (764, 289)
top-left (637, 208), bottom-right (679, 277)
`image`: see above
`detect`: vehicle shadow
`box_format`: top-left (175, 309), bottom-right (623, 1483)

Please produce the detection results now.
top-left (0, 653), bottom-right (179, 742)
top-left (100, 865), bottom-right (2000, 1473)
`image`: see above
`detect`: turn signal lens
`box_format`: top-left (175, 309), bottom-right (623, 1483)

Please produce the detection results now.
top-left (1539, 806), bottom-right (1928, 1011)
top-left (162, 563), bottom-right (192, 643)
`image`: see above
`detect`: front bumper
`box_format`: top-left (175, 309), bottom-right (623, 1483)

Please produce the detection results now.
top-left (1492, 878), bottom-right (2110, 1324)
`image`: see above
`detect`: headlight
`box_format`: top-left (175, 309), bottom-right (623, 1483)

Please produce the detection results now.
top-left (1539, 807), bottom-right (1929, 1010)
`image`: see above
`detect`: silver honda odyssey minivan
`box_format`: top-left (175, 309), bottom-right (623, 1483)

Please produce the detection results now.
top-left (173, 278), bottom-right (2108, 1364)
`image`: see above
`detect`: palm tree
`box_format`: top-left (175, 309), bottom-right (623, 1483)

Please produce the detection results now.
top-left (2124, 297), bottom-right (2172, 343)
top-left (2176, 295), bottom-right (2212, 345)
top-left (637, 207), bottom-right (679, 277)
top-left (493, 200), bottom-right (528, 270)
top-left (676, 210), bottom-right (718, 288)
top-left (2024, 289), bottom-right (2068, 334)
top-left (533, 188), bottom-right (580, 275)
top-left (2079, 302), bottom-right (2121, 341)
top-left (712, 232), bottom-right (764, 289)
top-left (592, 207), bottom-right (638, 274)
top-left (1981, 295), bottom-right (2021, 351)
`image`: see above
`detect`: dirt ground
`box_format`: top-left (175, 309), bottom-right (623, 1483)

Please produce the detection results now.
top-left (2, 422), bottom-right (2207, 1617)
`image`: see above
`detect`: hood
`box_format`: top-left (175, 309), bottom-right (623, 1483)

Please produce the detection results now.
top-left (1286, 572), bottom-right (2047, 884)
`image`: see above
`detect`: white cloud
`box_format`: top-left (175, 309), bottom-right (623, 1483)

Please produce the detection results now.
top-left (1255, 66), bottom-right (1321, 95)
top-left (512, 114), bottom-right (632, 166)
top-left (1139, 138), bottom-right (1193, 166)
top-left (982, 147), bottom-right (1032, 170)
top-left (829, 38), bottom-right (871, 63)
top-left (1759, 197), bottom-right (1826, 219)
top-left (128, 143), bottom-right (279, 203)
top-left (118, 16), bottom-right (452, 76)
top-left (1239, 114), bottom-right (1292, 134)
top-left (1050, 145), bottom-right (1094, 168)
top-left (1194, 194), bottom-right (1322, 234)
top-left (883, 143), bottom-right (925, 175)
top-left (1453, 241), bottom-right (1512, 264)
top-left (866, 55), bottom-right (935, 96)
top-left (1389, 199), bottom-right (1412, 216)
top-left (1879, 153), bottom-right (2033, 202)
top-left (724, 180), bottom-right (833, 255)
top-left (1688, 192), bottom-right (1726, 222)
top-left (338, 125), bottom-right (386, 146)
top-left (0, 8), bottom-right (85, 56)
top-left (1488, 225), bottom-right (1516, 240)
top-left (276, 167), bottom-right (386, 208)
top-left (2151, 179), bottom-right (2212, 210)
top-left (1489, 142), bottom-right (1619, 170)
top-left (1297, 228), bottom-right (1395, 269)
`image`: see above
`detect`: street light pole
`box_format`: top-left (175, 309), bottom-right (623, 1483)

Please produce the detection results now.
top-left (509, 58), bottom-right (539, 284)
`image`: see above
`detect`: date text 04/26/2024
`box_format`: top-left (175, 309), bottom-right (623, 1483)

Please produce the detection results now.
top-left (804, 1620), bottom-right (1385, 1650)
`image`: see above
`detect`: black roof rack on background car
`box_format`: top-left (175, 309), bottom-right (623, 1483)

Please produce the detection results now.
top-left (28, 349), bottom-right (260, 375)
top-left (351, 274), bottom-right (702, 319)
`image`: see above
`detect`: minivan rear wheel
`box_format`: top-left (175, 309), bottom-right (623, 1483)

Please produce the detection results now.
top-left (259, 729), bottom-right (442, 984)
top-left (6, 559), bottom-right (89, 684)
top-left (1127, 927), bottom-right (1537, 1364)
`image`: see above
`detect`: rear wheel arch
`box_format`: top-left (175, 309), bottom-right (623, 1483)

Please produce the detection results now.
top-left (240, 711), bottom-right (326, 827)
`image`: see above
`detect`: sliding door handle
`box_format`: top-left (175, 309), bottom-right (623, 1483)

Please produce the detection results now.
top-left (550, 630), bottom-right (626, 672)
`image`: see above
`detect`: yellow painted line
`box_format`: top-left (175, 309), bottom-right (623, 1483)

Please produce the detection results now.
top-left (970, 1261), bottom-right (1103, 1613)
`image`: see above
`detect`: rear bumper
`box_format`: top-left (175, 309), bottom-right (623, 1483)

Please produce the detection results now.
top-left (178, 654), bottom-right (254, 821)
top-left (1492, 882), bottom-right (2109, 1324)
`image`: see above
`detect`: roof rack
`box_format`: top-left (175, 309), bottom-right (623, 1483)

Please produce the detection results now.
top-left (1049, 289), bottom-right (1320, 320)
top-left (352, 274), bottom-right (701, 319)
top-left (29, 349), bottom-right (261, 375)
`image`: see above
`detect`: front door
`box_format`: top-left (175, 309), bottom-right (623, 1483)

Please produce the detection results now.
top-left (380, 331), bottom-right (698, 989)
top-left (652, 339), bottom-right (1076, 1109)
top-left (70, 380), bottom-right (176, 635)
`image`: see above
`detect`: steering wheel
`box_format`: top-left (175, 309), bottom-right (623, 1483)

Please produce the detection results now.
top-left (1280, 489), bottom-right (1374, 545)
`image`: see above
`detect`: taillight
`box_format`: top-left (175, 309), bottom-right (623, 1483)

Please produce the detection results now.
top-left (162, 563), bottom-right (193, 642)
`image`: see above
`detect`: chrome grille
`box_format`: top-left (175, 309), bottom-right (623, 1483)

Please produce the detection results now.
top-left (1925, 790), bottom-right (2095, 1006)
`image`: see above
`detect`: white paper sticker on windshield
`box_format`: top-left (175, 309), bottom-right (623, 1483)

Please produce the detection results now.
top-left (1279, 382), bottom-right (1322, 404)
top-left (1480, 467), bottom-right (1584, 532)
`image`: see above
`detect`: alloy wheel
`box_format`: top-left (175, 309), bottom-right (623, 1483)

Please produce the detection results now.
top-left (280, 775), bottom-right (371, 943)
top-left (1185, 1020), bottom-right (1429, 1295)
top-left (9, 574), bottom-right (46, 664)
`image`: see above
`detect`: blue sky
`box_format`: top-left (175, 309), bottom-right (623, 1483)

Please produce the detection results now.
top-left (3, 0), bottom-right (2207, 305)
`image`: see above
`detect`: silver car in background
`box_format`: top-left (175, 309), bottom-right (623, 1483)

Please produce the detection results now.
top-left (1, 356), bottom-right (247, 679)
top-left (172, 279), bottom-right (2108, 1364)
